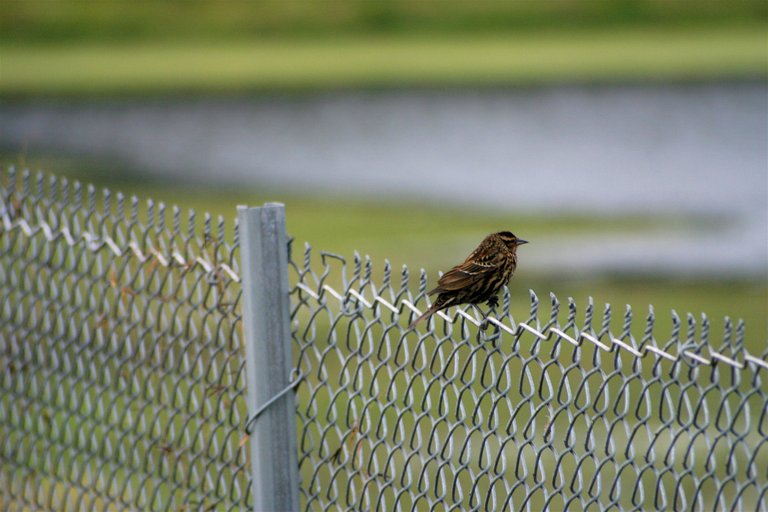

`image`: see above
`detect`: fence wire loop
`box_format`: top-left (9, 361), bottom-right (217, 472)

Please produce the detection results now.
top-left (243, 379), bottom-right (302, 435)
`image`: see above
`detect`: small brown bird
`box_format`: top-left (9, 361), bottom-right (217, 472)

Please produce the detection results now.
top-left (409, 231), bottom-right (527, 328)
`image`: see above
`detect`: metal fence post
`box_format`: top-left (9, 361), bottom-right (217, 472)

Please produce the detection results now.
top-left (238, 203), bottom-right (300, 512)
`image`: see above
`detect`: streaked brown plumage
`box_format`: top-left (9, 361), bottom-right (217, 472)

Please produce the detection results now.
top-left (409, 231), bottom-right (528, 328)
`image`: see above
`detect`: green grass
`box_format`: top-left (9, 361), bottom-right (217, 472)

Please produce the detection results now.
top-left (3, 0), bottom-right (765, 44)
top-left (1, 25), bottom-right (766, 97)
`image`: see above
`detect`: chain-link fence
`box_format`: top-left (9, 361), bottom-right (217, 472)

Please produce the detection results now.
top-left (289, 247), bottom-right (768, 511)
top-left (0, 169), bottom-right (250, 510)
top-left (2, 168), bottom-right (767, 511)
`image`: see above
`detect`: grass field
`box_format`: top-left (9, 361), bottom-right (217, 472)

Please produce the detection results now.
top-left (3, 0), bottom-right (764, 42)
top-left (1, 25), bottom-right (765, 97)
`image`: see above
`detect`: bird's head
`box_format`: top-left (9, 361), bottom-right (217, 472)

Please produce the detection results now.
top-left (497, 231), bottom-right (528, 250)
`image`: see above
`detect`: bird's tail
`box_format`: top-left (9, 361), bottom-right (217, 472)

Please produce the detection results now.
top-left (407, 303), bottom-right (441, 330)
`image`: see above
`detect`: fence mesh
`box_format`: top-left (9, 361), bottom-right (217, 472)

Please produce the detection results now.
top-left (288, 245), bottom-right (768, 511)
top-left (2, 168), bottom-right (767, 511)
top-left (0, 169), bottom-right (250, 511)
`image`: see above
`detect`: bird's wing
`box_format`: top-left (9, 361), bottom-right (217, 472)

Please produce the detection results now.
top-left (429, 252), bottom-right (505, 294)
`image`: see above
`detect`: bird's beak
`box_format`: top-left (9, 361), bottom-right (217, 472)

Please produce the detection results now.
top-left (516, 239), bottom-right (529, 245)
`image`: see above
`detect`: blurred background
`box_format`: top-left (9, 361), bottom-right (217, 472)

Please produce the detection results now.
top-left (1, 0), bottom-right (766, 334)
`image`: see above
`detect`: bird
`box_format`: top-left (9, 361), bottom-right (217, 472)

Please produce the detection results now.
top-left (408, 231), bottom-right (528, 328)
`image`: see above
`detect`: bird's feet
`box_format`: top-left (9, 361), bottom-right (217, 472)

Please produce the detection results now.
top-left (486, 296), bottom-right (499, 308)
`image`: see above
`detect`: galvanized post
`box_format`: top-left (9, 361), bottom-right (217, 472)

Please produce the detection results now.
top-left (238, 203), bottom-right (299, 512)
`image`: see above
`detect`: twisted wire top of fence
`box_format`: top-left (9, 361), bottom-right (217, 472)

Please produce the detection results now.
top-left (288, 241), bottom-right (767, 374)
top-left (2, 167), bottom-right (764, 374)
top-left (0, 167), bottom-right (241, 284)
